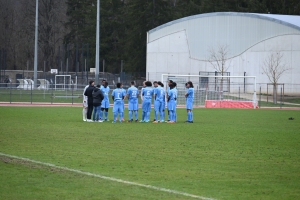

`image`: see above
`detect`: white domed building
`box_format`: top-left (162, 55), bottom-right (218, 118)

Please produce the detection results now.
top-left (146, 12), bottom-right (300, 95)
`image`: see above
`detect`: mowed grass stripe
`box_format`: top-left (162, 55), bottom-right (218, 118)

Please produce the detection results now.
top-left (0, 152), bottom-right (215, 200)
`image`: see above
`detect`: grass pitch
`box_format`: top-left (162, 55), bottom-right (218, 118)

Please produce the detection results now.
top-left (0, 107), bottom-right (299, 200)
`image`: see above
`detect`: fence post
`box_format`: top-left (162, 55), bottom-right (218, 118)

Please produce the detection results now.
top-left (239, 86), bottom-right (240, 100)
top-left (280, 87), bottom-right (282, 109)
top-left (9, 82), bottom-right (12, 104)
top-left (51, 83), bottom-right (54, 104)
top-left (72, 83), bottom-right (74, 105)
top-left (258, 86), bottom-right (261, 108)
top-left (30, 82), bottom-right (32, 104)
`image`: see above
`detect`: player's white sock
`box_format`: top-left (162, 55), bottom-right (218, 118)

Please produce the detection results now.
top-left (83, 108), bottom-right (87, 121)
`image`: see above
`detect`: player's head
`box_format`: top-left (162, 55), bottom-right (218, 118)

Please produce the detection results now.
top-left (96, 84), bottom-right (100, 88)
top-left (116, 83), bottom-right (121, 88)
top-left (131, 81), bottom-right (135, 86)
top-left (158, 81), bottom-right (163, 87)
top-left (161, 83), bottom-right (164, 87)
top-left (89, 80), bottom-right (94, 86)
top-left (104, 81), bottom-right (108, 88)
top-left (187, 81), bottom-right (194, 88)
top-left (143, 81), bottom-right (146, 87)
top-left (173, 82), bottom-right (177, 88)
top-left (169, 82), bottom-right (175, 89)
top-left (153, 81), bottom-right (158, 87)
top-left (185, 82), bottom-right (188, 88)
top-left (168, 80), bottom-right (173, 86)
top-left (102, 79), bottom-right (106, 86)
top-left (145, 81), bottom-right (152, 87)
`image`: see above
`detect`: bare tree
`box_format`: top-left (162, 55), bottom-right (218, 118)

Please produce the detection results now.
top-left (207, 44), bottom-right (231, 98)
top-left (208, 44), bottom-right (231, 76)
top-left (262, 51), bottom-right (291, 104)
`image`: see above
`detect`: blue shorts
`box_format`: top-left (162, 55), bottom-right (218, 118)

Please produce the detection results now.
top-left (101, 100), bottom-right (110, 108)
top-left (128, 99), bottom-right (138, 111)
top-left (142, 100), bottom-right (152, 112)
top-left (113, 101), bottom-right (124, 113)
top-left (154, 100), bottom-right (164, 112)
top-left (168, 100), bottom-right (176, 111)
top-left (186, 100), bottom-right (193, 110)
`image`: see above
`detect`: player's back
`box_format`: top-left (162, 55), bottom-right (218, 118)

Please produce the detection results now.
top-left (168, 89), bottom-right (176, 101)
top-left (143, 87), bottom-right (153, 101)
top-left (155, 86), bottom-right (165, 102)
top-left (112, 88), bottom-right (124, 102)
top-left (128, 86), bottom-right (139, 101)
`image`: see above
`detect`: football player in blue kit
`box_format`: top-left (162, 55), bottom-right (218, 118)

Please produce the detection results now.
top-left (112, 83), bottom-right (126, 123)
top-left (185, 81), bottom-right (194, 123)
top-left (127, 81), bottom-right (139, 122)
top-left (153, 81), bottom-right (165, 123)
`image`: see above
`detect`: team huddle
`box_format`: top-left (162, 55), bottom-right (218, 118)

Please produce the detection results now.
top-left (83, 80), bottom-right (194, 123)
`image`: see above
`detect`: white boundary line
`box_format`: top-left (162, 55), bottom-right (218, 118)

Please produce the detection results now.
top-left (0, 152), bottom-right (216, 200)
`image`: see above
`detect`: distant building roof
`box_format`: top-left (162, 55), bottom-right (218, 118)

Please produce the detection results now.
top-left (149, 12), bottom-right (300, 33)
top-left (148, 12), bottom-right (300, 60)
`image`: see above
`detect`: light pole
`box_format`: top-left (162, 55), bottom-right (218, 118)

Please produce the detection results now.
top-left (33, 0), bottom-right (39, 88)
top-left (95, 0), bottom-right (100, 84)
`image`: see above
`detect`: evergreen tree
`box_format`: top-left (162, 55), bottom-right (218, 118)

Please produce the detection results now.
top-left (123, 0), bottom-right (171, 73)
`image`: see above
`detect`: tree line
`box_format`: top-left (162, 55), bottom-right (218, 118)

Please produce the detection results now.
top-left (0, 0), bottom-right (299, 76)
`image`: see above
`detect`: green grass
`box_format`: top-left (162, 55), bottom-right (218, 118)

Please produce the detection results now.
top-left (258, 101), bottom-right (300, 107)
top-left (0, 107), bottom-right (300, 200)
top-left (284, 98), bottom-right (300, 104)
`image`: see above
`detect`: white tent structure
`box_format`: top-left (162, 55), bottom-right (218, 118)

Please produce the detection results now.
top-left (146, 12), bottom-right (300, 94)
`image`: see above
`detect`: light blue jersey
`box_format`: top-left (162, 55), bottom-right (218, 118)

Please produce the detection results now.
top-left (186, 87), bottom-right (194, 122)
top-left (154, 86), bottom-right (165, 121)
top-left (112, 88), bottom-right (124, 102)
top-left (112, 88), bottom-right (125, 122)
top-left (154, 86), bottom-right (165, 102)
top-left (142, 87), bottom-right (154, 102)
top-left (127, 86), bottom-right (139, 111)
top-left (128, 86), bottom-right (139, 100)
top-left (167, 88), bottom-right (176, 121)
top-left (101, 86), bottom-right (110, 108)
top-left (186, 88), bottom-right (194, 100)
top-left (142, 87), bottom-right (153, 113)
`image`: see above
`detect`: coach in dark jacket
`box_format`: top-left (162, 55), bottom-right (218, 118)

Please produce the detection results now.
top-left (84, 80), bottom-right (95, 121)
top-left (92, 85), bottom-right (104, 122)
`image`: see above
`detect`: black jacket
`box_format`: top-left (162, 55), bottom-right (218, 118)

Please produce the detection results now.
top-left (84, 85), bottom-right (95, 104)
top-left (92, 87), bottom-right (104, 106)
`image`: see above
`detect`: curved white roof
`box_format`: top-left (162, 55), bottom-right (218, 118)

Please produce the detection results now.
top-left (148, 12), bottom-right (300, 60)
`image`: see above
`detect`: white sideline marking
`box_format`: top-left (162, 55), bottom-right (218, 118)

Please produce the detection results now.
top-left (0, 152), bottom-right (215, 200)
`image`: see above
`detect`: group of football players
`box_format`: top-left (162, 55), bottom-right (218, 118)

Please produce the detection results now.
top-left (82, 79), bottom-right (194, 123)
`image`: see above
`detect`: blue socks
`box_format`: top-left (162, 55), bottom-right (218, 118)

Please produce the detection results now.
top-left (129, 111), bottom-right (133, 120)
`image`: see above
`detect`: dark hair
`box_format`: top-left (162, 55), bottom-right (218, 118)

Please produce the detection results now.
top-left (131, 81), bottom-right (135, 85)
top-left (157, 81), bottom-right (163, 86)
top-left (105, 81), bottom-right (108, 86)
top-left (96, 84), bottom-right (100, 88)
top-left (169, 83), bottom-right (175, 89)
top-left (145, 81), bottom-right (152, 87)
top-left (116, 83), bottom-right (121, 88)
top-left (173, 82), bottom-right (177, 87)
top-left (89, 80), bottom-right (94, 85)
top-left (168, 80), bottom-right (173, 83)
top-left (161, 83), bottom-right (164, 87)
top-left (153, 81), bottom-right (158, 84)
top-left (102, 79), bottom-right (106, 83)
top-left (187, 81), bottom-right (194, 88)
